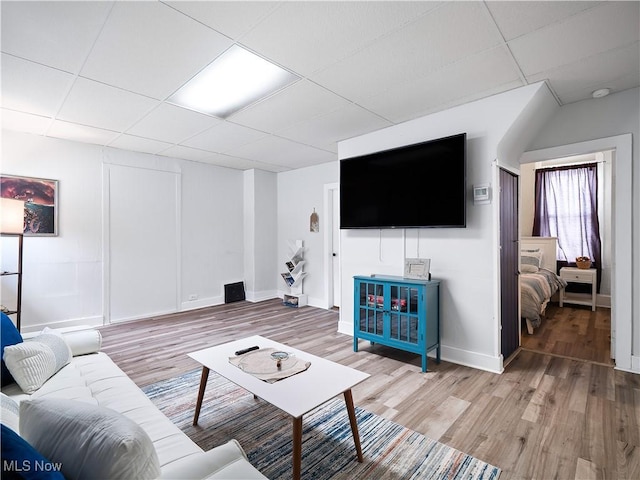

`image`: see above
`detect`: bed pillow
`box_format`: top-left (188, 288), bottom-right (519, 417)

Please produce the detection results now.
top-left (521, 249), bottom-right (543, 273)
top-left (1, 392), bottom-right (20, 433)
top-left (19, 398), bottom-right (161, 480)
top-left (3, 332), bottom-right (72, 394)
top-left (1, 312), bottom-right (23, 387)
top-left (1, 424), bottom-right (65, 480)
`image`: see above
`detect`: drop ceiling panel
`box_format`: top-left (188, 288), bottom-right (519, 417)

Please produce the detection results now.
top-left (311, 1), bottom-right (503, 103)
top-left (0, 1), bottom-right (112, 73)
top-left (181, 121), bottom-right (267, 153)
top-left (57, 78), bottom-right (159, 132)
top-left (530, 42), bottom-right (640, 104)
top-left (229, 135), bottom-right (335, 168)
top-left (127, 103), bottom-right (221, 144)
top-left (80, 1), bottom-right (233, 99)
top-left (509, 1), bottom-right (640, 76)
top-left (48, 120), bottom-right (120, 146)
top-left (1, 55), bottom-right (75, 117)
top-left (239, 1), bottom-right (441, 76)
top-left (278, 104), bottom-right (392, 151)
top-left (360, 46), bottom-right (523, 123)
top-left (486, 1), bottom-right (602, 41)
top-left (108, 134), bottom-right (173, 156)
top-left (1, 109), bottom-right (52, 136)
top-left (158, 144), bottom-right (221, 162)
top-left (164, 1), bottom-right (280, 40)
top-left (230, 80), bottom-right (352, 133)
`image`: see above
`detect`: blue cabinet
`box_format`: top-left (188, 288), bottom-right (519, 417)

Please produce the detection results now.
top-left (353, 275), bottom-right (440, 372)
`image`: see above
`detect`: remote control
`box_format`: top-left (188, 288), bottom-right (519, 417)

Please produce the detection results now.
top-left (235, 346), bottom-right (259, 356)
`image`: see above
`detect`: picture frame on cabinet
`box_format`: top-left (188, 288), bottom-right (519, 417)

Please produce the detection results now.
top-left (404, 258), bottom-right (431, 280)
top-left (0, 174), bottom-right (58, 236)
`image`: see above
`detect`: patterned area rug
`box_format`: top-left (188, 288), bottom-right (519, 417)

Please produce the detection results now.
top-left (143, 369), bottom-right (501, 480)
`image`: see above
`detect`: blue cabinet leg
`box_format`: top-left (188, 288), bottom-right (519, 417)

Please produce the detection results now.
top-left (422, 354), bottom-right (427, 373)
top-left (353, 336), bottom-right (359, 352)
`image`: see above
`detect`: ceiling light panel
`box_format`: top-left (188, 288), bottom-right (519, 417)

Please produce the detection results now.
top-left (168, 45), bottom-right (299, 119)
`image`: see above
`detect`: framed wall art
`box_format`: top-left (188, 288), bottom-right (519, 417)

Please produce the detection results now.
top-left (0, 174), bottom-right (58, 236)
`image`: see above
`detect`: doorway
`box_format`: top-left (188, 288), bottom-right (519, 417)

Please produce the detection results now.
top-left (323, 182), bottom-right (340, 309)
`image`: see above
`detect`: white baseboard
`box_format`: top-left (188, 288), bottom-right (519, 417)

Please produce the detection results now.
top-left (246, 289), bottom-right (278, 303)
top-left (180, 296), bottom-right (224, 311)
top-left (21, 315), bottom-right (104, 334)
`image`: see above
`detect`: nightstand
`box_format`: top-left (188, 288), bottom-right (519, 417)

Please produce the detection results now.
top-left (559, 267), bottom-right (597, 311)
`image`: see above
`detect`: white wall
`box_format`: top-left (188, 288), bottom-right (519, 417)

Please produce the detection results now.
top-left (277, 161), bottom-right (339, 307)
top-left (1, 130), bottom-right (245, 331)
top-left (337, 83), bottom-right (556, 373)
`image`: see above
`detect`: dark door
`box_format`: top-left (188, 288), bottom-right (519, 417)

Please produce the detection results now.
top-left (499, 168), bottom-right (519, 360)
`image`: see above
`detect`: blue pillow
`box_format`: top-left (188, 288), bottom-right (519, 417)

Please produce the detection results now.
top-left (1, 312), bottom-right (23, 387)
top-left (0, 424), bottom-right (65, 479)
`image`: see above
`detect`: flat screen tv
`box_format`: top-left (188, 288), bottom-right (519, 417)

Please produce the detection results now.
top-left (340, 133), bottom-right (466, 229)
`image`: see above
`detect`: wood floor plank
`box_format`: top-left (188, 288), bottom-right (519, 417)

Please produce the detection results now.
top-left (98, 299), bottom-right (639, 479)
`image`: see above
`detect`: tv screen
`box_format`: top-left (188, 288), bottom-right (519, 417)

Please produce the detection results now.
top-left (340, 133), bottom-right (466, 229)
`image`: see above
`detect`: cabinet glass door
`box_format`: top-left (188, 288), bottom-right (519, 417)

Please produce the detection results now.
top-left (359, 282), bottom-right (384, 336)
top-left (389, 284), bottom-right (419, 344)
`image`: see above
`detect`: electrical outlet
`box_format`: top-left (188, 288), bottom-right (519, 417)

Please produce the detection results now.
top-left (188, 294), bottom-right (198, 301)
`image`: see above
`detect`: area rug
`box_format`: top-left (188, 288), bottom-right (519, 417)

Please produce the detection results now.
top-left (143, 369), bottom-right (501, 480)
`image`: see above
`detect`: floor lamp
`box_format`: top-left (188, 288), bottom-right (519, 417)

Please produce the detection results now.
top-left (1, 198), bottom-right (25, 330)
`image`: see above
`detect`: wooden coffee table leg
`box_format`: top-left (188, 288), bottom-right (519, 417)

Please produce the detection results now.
top-left (344, 389), bottom-right (364, 462)
top-left (292, 416), bottom-right (303, 480)
top-left (193, 366), bottom-right (210, 426)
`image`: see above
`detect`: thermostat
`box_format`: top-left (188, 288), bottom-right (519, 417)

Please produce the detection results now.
top-left (473, 184), bottom-right (491, 205)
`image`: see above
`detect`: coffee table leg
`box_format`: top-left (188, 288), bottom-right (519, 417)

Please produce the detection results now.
top-left (193, 366), bottom-right (210, 426)
top-left (344, 389), bottom-right (364, 462)
top-left (292, 416), bottom-right (303, 480)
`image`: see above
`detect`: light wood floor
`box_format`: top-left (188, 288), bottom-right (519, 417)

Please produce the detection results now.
top-left (521, 303), bottom-right (614, 365)
top-left (99, 299), bottom-right (639, 479)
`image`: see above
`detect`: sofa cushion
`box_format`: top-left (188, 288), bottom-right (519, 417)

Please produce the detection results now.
top-left (19, 397), bottom-right (161, 480)
top-left (1, 312), bottom-right (23, 387)
top-left (1, 392), bottom-right (20, 432)
top-left (0, 424), bottom-right (65, 479)
top-left (3, 333), bottom-right (72, 394)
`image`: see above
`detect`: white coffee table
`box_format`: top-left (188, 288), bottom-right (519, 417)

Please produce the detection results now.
top-left (188, 335), bottom-right (370, 480)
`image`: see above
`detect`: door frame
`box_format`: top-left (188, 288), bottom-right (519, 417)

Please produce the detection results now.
top-left (521, 134), bottom-right (633, 372)
top-left (323, 182), bottom-right (340, 310)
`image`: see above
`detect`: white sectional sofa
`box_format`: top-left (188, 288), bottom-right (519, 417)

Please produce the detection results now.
top-left (1, 321), bottom-right (267, 480)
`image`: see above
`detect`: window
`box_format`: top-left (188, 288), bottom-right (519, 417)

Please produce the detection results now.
top-left (532, 163), bottom-right (601, 289)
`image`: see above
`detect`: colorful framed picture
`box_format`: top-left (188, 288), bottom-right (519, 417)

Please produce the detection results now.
top-left (0, 174), bottom-right (58, 236)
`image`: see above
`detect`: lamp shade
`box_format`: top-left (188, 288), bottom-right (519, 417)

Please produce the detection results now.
top-left (1, 198), bottom-right (25, 234)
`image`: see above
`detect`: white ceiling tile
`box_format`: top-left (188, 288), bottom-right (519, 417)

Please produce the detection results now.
top-left (164, 1), bottom-right (280, 40)
top-left (158, 144), bottom-right (219, 162)
top-left (57, 78), bottom-right (159, 132)
top-left (1, 54), bottom-right (75, 117)
top-left (1, 109), bottom-right (52, 136)
top-left (360, 46), bottom-right (523, 123)
top-left (509, 1), bottom-right (640, 76)
top-left (191, 151), bottom-right (286, 172)
top-left (529, 42), bottom-right (640, 104)
top-left (311, 1), bottom-right (503, 102)
top-left (278, 104), bottom-right (392, 149)
top-left (239, 1), bottom-right (442, 76)
top-left (0, 1), bottom-right (112, 73)
top-left (182, 122), bottom-right (268, 153)
top-left (47, 120), bottom-right (120, 145)
top-left (230, 80), bottom-right (351, 133)
top-left (126, 103), bottom-right (221, 144)
top-left (229, 135), bottom-right (336, 168)
top-left (108, 134), bottom-right (173, 155)
top-left (80, 2), bottom-right (232, 99)
top-left (486, 1), bottom-right (603, 41)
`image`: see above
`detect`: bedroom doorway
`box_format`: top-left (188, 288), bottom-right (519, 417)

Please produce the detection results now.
top-left (519, 150), bottom-right (613, 365)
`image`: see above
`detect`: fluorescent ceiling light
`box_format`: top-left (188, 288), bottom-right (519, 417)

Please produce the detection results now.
top-left (168, 45), bottom-right (299, 118)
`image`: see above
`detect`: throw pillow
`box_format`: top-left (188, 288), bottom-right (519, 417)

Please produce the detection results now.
top-left (3, 333), bottom-right (72, 394)
top-left (1, 424), bottom-right (65, 480)
top-left (521, 249), bottom-right (543, 274)
top-left (1, 392), bottom-right (20, 433)
top-left (19, 398), bottom-right (161, 480)
top-left (1, 312), bottom-right (23, 387)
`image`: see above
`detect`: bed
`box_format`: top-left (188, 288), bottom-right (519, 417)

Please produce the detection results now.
top-left (520, 237), bottom-right (568, 334)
